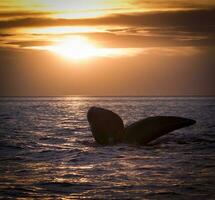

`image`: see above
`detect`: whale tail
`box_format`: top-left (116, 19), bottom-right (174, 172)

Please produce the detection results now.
top-left (124, 116), bottom-right (196, 145)
top-left (87, 107), bottom-right (124, 145)
top-left (87, 107), bottom-right (196, 145)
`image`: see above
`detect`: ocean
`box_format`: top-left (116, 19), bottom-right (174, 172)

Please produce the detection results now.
top-left (0, 96), bottom-right (214, 199)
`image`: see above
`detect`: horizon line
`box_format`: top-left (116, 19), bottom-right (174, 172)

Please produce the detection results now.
top-left (0, 95), bottom-right (215, 98)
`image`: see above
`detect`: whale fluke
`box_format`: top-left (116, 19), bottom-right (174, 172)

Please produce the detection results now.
top-left (124, 116), bottom-right (196, 145)
top-left (87, 107), bottom-right (124, 145)
top-left (87, 107), bottom-right (196, 145)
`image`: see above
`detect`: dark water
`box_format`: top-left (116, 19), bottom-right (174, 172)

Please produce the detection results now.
top-left (0, 97), bottom-right (214, 199)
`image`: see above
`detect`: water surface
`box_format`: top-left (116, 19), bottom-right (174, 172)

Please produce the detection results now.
top-left (0, 97), bottom-right (214, 199)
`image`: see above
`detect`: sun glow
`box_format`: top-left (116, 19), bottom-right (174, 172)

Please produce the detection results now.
top-left (28, 36), bottom-right (141, 60)
top-left (48, 37), bottom-right (99, 59)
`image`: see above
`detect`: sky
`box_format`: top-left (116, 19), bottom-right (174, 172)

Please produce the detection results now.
top-left (0, 0), bottom-right (215, 96)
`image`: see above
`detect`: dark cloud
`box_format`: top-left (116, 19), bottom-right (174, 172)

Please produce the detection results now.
top-left (134, 0), bottom-right (215, 9)
top-left (6, 30), bottom-right (213, 49)
top-left (0, 8), bottom-right (214, 50)
top-left (0, 11), bottom-right (53, 18)
top-left (83, 32), bottom-right (214, 48)
top-left (4, 31), bottom-right (213, 49)
top-left (7, 41), bottom-right (53, 48)
top-left (0, 33), bottom-right (14, 37)
top-left (0, 8), bottom-right (214, 28)
top-left (0, 9), bottom-right (214, 47)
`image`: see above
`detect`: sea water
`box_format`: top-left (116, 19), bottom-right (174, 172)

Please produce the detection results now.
top-left (0, 96), bottom-right (214, 199)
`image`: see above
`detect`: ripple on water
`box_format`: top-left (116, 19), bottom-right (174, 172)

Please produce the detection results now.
top-left (0, 97), bottom-right (214, 199)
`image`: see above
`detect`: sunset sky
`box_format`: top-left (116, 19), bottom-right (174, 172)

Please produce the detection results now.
top-left (0, 0), bottom-right (215, 96)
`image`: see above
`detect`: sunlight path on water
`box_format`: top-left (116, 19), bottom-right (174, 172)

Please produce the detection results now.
top-left (0, 96), bottom-right (214, 198)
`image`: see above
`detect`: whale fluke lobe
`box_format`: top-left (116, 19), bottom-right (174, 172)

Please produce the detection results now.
top-left (87, 107), bottom-right (196, 145)
top-left (124, 116), bottom-right (196, 145)
top-left (87, 107), bottom-right (124, 145)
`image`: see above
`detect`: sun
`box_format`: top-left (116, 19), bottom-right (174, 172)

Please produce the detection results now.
top-left (35, 36), bottom-right (141, 60)
top-left (48, 37), bottom-right (98, 60)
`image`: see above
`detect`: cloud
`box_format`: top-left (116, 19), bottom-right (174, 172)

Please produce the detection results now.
top-left (133, 0), bottom-right (215, 9)
top-left (0, 11), bottom-right (53, 18)
top-left (0, 33), bottom-right (14, 37)
top-left (0, 8), bottom-right (214, 28)
top-left (0, 8), bottom-right (214, 33)
top-left (0, 8), bottom-right (214, 48)
top-left (4, 31), bottom-right (213, 50)
top-left (6, 41), bottom-right (53, 48)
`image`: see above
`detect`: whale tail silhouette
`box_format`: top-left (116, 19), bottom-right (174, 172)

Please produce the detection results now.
top-left (87, 107), bottom-right (124, 144)
top-left (87, 107), bottom-right (196, 145)
top-left (124, 116), bottom-right (196, 145)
